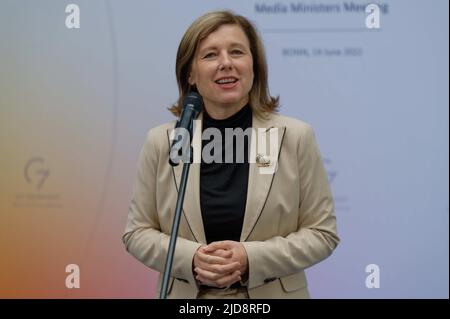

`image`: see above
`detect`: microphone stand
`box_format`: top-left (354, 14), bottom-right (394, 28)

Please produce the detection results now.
top-left (160, 121), bottom-right (194, 299)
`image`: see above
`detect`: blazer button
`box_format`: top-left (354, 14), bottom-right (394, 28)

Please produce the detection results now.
top-left (264, 277), bottom-right (276, 283)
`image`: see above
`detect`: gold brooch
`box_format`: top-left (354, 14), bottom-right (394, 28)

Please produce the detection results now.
top-left (256, 154), bottom-right (271, 167)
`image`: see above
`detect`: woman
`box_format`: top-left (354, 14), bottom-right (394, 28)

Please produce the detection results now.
top-left (123, 10), bottom-right (339, 299)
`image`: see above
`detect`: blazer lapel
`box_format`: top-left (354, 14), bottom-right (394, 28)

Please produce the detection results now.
top-left (166, 115), bottom-right (206, 244)
top-left (240, 114), bottom-right (286, 241)
top-left (166, 111), bottom-right (285, 244)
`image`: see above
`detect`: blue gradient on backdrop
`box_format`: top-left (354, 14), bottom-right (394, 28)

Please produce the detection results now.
top-left (0, 0), bottom-right (447, 298)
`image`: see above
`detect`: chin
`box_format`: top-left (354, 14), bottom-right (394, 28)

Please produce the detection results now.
top-left (219, 100), bottom-right (243, 107)
top-left (217, 95), bottom-right (245, 105)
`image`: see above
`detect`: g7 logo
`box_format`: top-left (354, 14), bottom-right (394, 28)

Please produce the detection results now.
top-left (24, 157), bottom-right (50, 190)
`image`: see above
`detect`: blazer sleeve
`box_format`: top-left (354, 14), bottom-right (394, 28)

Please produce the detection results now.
top-left (242, 124), bottom-right (340, 289)
top-left (122, 129), bottom-right (202, 287)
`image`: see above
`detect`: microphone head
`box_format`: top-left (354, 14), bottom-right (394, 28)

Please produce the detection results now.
top-left (183, 92), bottom-right (203, 113)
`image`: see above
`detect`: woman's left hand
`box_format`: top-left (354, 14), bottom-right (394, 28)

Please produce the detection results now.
top-left (194, 240), bottom-right (248, 287)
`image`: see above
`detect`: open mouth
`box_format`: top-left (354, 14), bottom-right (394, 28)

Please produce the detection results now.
top-left (215, 77), bottom-right (238, 84)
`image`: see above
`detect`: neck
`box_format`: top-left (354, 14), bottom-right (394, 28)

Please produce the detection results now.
top-left (204, 100), bottom-right (249, 120)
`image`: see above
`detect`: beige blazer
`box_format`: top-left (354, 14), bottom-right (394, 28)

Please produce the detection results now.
top-left (123, 111), bottom-right (339, 299)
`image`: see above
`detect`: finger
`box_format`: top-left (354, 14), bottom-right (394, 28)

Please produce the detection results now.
top-left (195, 260), bottom-right (240, 275)
top-left (204, 241), bottom-right (233, 253)
top-left (196, 275), bottom-right (219, 287)
top-left (208, 248), bottom-right (233, 258)
top-left (195, 266), bottom-right (241, 282)
top-left (198, 245), bottom-right (210, 253)
top-left (216, 270), bottom-right (242, 287)
top-left (197, 270), bottom-right (241, 288)
top-left (197, 250), bottom-right (230, 265)
top-left (195, 267), bottom-right (225, 282)
top-left (195, 261), bottom-right (241, 275)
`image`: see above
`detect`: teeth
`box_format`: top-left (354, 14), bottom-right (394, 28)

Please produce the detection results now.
top-left (216, 78), bottom-right (237, 84)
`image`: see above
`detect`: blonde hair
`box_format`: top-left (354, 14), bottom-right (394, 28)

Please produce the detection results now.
top-left (168, 10), bottom-right (279, 117)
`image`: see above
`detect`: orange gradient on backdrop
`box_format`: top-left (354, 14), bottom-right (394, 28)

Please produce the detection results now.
top-left (0, 29), bottom-right (157, 297)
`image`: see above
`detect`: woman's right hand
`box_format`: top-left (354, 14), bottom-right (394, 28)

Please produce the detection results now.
top-left (193, 246), bottom-right (242, 288)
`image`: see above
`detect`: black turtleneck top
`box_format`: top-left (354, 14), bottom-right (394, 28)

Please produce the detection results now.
top-left (200, 104), bottom-right (252, 244)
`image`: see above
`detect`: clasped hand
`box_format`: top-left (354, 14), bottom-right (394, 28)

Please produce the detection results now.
top-left (193, 240), bottom-right (248, 288)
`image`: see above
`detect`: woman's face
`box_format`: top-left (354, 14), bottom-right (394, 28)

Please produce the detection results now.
top-left (188, 24), bottom-right (254, 117)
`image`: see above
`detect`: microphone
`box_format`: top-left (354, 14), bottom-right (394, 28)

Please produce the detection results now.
top-left (169, 92), bottom-right (203, 166)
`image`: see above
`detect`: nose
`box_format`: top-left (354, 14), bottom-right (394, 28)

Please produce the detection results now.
top-left (219, 52), bottom-right (233, 70)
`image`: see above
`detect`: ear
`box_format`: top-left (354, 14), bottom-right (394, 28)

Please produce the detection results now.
top-left (188, 73), bottom-right (195, 86)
